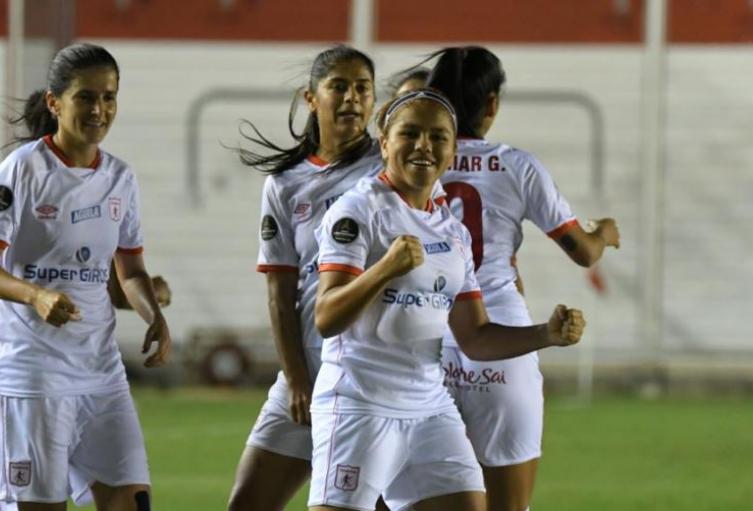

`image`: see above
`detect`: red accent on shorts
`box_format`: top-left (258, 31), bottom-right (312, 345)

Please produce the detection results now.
top-left (307, 154), bottom-right (329, 167)
top-left (116, 246), bottom-right (144, 255)
top-left (318, 263), bottom-right (363, 276)
top-left (256, 264), bottom-right (298, 273)
top-left (378, 172), bottom-right (434, 212)
top-left (43, 135), bottom-right (101, 169)
top-left (456, 290), bottom-right (483, 301)
top-left (547, 219), bottom-right (579, 239)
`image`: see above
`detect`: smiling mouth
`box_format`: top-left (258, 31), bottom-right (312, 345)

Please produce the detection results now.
top-left (408, 158), bottom-right (434, 168)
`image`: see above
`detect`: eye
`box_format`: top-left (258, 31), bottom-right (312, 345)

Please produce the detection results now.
top-left (331, 82), bottom-right (348, 93)
top-left (356, 83), bottom-right (372, 94)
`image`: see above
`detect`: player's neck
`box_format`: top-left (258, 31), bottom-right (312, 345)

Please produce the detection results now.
top-left (52, 132), bottom-right (98, 168)
top-left (317, 133), bottom-right (365, 164)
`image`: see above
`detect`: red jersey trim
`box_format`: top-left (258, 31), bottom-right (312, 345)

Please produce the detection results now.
top-left (0, 240), bottom-right (8, 250)
top-left (257, 264), bottom-right (298, 273)
top-left (378, 172), bottom-right (434, 213)
top-left (547, 219), bottom-right (579, 239)
top-left (307, 154), bottom-right (329, 167)
top-left (43, 135), bottom-right (101, 170)
top-left (117, 246), bottom-right (144, 255)
top-left (319, 263), bottom-right (364, 276)
top-left (456, 290), bottom-right (483, 301)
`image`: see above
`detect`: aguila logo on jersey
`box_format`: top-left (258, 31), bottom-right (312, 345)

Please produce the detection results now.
top-left (424, 241), bottom-right (451, 254)
top-left (35, 204), bottom-right (58, 220)
top-left (75, 246), bottom-right (91, 263)
top-left (109, 197), bottom-right (122, 221)
top-left (71, 205), bottom-right (101, 224)
top-left (8, 460), bottom-right (31, 487)
top-left (331, 217), bottom-right (359, 244)
top-left (0, 185), bottom-right (13, 211)
top-left (261, 215), bottom-right (278, 240)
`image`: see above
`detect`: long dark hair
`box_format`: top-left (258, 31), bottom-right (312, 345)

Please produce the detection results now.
top-left (424, 46), bottom-right (505, 138)
top-left (237, 45), bottom-right (375, 174)
top-left (7, 43), bottom-right (119, 145)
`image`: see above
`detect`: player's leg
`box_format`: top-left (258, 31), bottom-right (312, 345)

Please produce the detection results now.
top-left (483, 459), bottom-right (538, 511)
top-left (413, 491), bottom-right (486, 511)
top-left (90, 483), bottom-right (150, 511)
top-left (227, 445), bottom-right (311, 511)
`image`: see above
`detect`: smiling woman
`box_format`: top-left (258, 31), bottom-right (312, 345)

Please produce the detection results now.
top-left (0, 43), bottom-right (170, 511)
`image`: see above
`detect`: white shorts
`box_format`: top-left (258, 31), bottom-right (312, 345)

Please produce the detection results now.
top-left (0, 389), bottom-right (149, 505)
top-left (309, 411), bottom-right (484, 511)
top-left (442, 288), bottom-right (544, 467)
top-left (246, 381), bottom-right (312, 460)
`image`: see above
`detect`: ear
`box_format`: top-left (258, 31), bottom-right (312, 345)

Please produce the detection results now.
top-left (45, 91), bottom-right (59, 118)
top-left (378, 133), bottom-right (389, 161)
top-left (303, 89), bottom-right (317, 113)
top-left (486, 92), bottom-right (499, 120)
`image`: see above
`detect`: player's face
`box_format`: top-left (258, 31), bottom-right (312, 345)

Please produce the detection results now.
top-left (380, 100), bottom-right (456, 194)
top-left (48, 66), bottom-right (118, 148)
top-left (307, 59), bottom-right (375, 145)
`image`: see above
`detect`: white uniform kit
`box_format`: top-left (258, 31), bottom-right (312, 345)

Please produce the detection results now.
top-left (440, 138), bottom-right (576, 466)
top-left (0, 136), bottom-right (149, 505)
top-left (250, 147), bottom-right (382, 460)
top-left (309, 174), bottom-right (485, 511)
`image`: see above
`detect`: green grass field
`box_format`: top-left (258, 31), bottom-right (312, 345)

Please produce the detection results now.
top-left (73, 387), bottom-right (752, 510)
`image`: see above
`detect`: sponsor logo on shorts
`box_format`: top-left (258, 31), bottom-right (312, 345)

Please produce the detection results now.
top-left (75, 246), bottom-right (91, 263)
top-left (9, 460), bottom-right (31, 487)
top-left (261, 215), bottom-right (278, 240)
top-left (0, 185), bottom-right (13, 211)
top-left (335, 464), bottom-right (359, 491)
top-left (443, 361), bottom-right (506, 393)
top-left (71, 205), bottom-right (101, 224)
top-left (109, 197), bottom-right (122, 221)
top-left (35, 204), bottom-right (59, 220)
top-left (424, 241), bottom-right (451, 254)
top-left (331, 218), bottom-right (359, 244)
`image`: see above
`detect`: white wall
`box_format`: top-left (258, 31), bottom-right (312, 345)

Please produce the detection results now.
top-left (2, 41), bottom-right (752, 366)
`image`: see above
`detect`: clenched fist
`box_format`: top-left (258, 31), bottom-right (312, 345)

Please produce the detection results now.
top-left (381, 235), bottom-right (424, 279)
top-left (547, 304), bottom-right (586, 346)
top-left (31, 288), bottom-right (82, 327)
top-left (586, 218), bottom-right (620, 249)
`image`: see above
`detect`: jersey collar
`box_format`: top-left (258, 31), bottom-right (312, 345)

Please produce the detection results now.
top-left (378, 172), bottom-right (435, 213)
top-left (43, 135), bottom-right (101, 170)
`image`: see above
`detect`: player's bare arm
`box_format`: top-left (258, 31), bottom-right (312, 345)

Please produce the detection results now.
top-left (113, 251), bottom-right (171, 367)
top-left (266, 271), bottom-right (312, 425)
top-left (315, 234), bottom-right (423, 338)
top-left (449, 299), bottom-right (585, 361)
top-left (108, 262), bottom-right (171, 309)
top-left (0, 266), bottom-right (82, 327)
top-left (554, 218), bottom-right (620, 267)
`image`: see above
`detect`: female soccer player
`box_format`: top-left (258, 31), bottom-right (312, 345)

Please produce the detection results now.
top-left (0, 44), bottom-right (170, 510)
top-left (226, 45), bottom-right (384, 511)
top-left (417, 47), bottom-right (620, 511)
top-left (308, 89), bottom-right (585, 511)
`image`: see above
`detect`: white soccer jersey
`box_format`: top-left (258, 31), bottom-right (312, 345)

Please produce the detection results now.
top-left (312, 174), bottom-right (481, 419)
top-left (0, 136), bottom-right (143, 397)
top-left (440, 139), bottom-right (576, 323)
top-left (256, 146), bottom-right (383, 360)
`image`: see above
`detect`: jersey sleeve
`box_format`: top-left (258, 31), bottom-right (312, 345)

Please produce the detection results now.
top-left (117, 170), bottom-right (144, 254)
top-left (256, 176), bottom-right (298, 273)
top-left (454, 224), bottom-right (482, 301)
top-left (316, 196), bottom-right (371, 276)
top-left (520, 152), bottom-right (578, 238)
top-left (0, 156), bottom-right (23, 250)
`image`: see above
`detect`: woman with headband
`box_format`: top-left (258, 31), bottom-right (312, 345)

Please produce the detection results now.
top-left (308, 89), bottom-right (586, 511)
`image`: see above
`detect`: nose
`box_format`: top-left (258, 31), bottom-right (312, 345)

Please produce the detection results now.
top-left (344, 84), bottom-right (359, 103)
top-left (91, 99), bottom-right (102, 115)
top-left (414, 132), bottom-right (431, 151)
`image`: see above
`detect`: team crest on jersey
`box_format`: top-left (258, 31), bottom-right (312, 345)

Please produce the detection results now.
top-left (71, 205), bottom-right (101, 224)
top-left (9, 460), bottom-right (31, 487)
top-left (75, 246), bottom-right (91, 263)
top-left (0, 185), bottom-right (13, 211)
top-left (433, 275), bottom-right (447, 292)
top-left (261, 215), bottom-right (278, 240)
top-left (335, 464), bottom-right (359, 491)
top-left (109, 197), bottom-right (122, 221)
top-left (35, 204), bottom-right (59, 220)
top-left (331, 218), bottom-right (359, 244)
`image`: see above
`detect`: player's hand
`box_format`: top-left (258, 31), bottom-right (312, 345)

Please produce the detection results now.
top-left (587, 218), bottom-right (620, 249)
top-left (287, 378), bottom-right (313, 425)
top-left (143, 313), bottom-right (171, 367)
top-left (152, 276), bottom-right (172, 307)
top-left (30, 288), bottom-right (82, 327)
top-left (547, 305), bottom-right (586, 346)
top-left (381, 235), bottom-right (424, 278)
